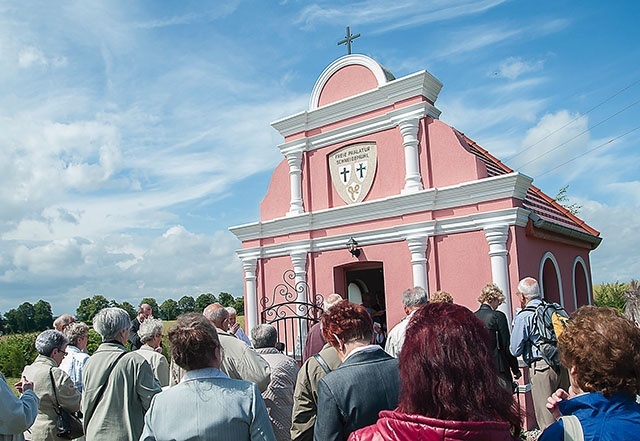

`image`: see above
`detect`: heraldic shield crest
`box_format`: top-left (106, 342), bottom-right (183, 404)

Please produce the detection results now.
top-left (328, 142), bottom-right (377, 204)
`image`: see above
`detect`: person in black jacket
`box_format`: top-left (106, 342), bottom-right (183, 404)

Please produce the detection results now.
top-left (128, 303), bottom-right (152, 351)
top-left (475, 283), bottom-right (521, 392)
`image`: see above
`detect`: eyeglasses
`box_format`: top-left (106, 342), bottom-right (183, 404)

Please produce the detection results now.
top-left (56, 348), bottom-right (68, 357)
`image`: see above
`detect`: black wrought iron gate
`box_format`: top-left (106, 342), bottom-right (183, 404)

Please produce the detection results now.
top-left (261, 269), bottom-right (324, 362)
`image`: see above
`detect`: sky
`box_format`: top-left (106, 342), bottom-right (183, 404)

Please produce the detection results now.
top-left (1, 0), bottom-right (639, 316)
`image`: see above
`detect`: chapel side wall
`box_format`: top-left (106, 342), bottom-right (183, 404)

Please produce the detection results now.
top-left (260, 160), bottom-right (294, 221)
top-left (422, 118), bottom-right (489, 189)
top-left (430, 230), bottom-right (494, 311)
top-left (512, 227), bottom-right (594, 313)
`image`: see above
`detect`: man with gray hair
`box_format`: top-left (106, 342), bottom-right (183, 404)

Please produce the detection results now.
top-left (302, 293), bottom-right (343, 362)
top-left (203, 303), bottom-right (271, 392)
top-left (226, 306), bottom-right (252, 346)
top-left (510, 276), bottom-right (569, 430)
top-left (384, 287), bottom-right (429, 357)
top-left (83, 307), bottom-right (161, 441)
top-left (251, 324), bottom-right (300, 441)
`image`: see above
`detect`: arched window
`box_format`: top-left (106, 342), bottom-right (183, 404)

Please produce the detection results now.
top-left (573, 257), bottom-right (591, 308)
top-left (539, 252), bottom-right (563, 306)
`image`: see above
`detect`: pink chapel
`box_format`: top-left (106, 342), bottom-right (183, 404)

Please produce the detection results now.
top-left (229, 54), bottom-right (601, 426)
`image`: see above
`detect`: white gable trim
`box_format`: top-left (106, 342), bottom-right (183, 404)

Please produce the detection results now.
top-left (309, 55), bottom-right (392, 110)
top-left (273, 69), bottom-right (442, 139)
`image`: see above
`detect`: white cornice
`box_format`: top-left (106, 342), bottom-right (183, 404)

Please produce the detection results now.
top-left (235, 207), bottom-right (530, 260)
top-left (278, 102), bottom-right (438, 156)
top-left (229, 172), bottom-right (533, 242)
top-left (272, 70), bottom-right (443, 139)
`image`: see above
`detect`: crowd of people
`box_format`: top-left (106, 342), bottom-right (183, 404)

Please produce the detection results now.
top-left (2, 276), bottom-right (640, 441)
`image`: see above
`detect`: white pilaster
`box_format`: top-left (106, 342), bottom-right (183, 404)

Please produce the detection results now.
top-left (398, 118), bottom-right (424, 194)
top-left (407, 235), bottom-right (429, 294)
top-left (290, 250), bottom-right (309, 355)
top-left (484, 224), bottom-right (512, 321)
top-left (242, 257), bottom-right (259, 333)
top-left (286, 151), bottom-right (304, 216)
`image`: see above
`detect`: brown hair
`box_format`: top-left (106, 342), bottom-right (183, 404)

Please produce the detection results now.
top-left (169, 313), bottom-right (221, 371)
top-left (559, 306), bottom-right (640, 397)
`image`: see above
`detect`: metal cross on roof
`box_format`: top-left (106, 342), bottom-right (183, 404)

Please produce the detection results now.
top-left (337, 26), bottom-right (360, 55)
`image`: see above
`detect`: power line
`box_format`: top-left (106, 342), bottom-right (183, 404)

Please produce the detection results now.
top-left (536, 125), bottom-right (640, 178)
top-left (514, 97), bottom-right (640, 169)
top-left (506, 77), bottom-right (640, 162)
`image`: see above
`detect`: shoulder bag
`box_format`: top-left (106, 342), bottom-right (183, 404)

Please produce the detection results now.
top-left (49, 369), bottom-right (84, 439)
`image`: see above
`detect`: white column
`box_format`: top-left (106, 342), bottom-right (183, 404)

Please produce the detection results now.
top-left (484, 224), bottom-right (512, 321)
top-left (398, 118), bottom-right (423, 194)
top-left (242, 257), bottom-right (259, 333)
top-left (286, 151), bottom-right (304, 216)
top-left (407, 235), bottom-right (429, 295)
top-left (290, 250), bottom-right (308, 356)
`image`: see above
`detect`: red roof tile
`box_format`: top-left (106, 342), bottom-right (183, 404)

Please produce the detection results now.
top-left (456, 131), bottom-right (600, 238)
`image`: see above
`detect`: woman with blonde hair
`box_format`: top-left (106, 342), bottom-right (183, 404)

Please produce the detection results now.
top-left (475, 283), bottom-right (521, 392)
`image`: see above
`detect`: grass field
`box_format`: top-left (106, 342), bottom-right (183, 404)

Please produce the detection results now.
top-left (6, 376), bottom-right (20, 396)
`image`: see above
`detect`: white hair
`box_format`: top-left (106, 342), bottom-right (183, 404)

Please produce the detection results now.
top-left (138, 318), bottom-right (163, 344)
top-left (93, 307), bottom-right (131, 342)
top-left (225, 306), bottom-right (237, 315)
top-left (518, 277), bottom-right (541, 299)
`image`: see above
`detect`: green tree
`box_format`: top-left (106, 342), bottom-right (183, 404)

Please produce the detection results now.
top-left (233, 297), bottom-right (245, 316)
top-left (217, 292), bottom-right (234, 308)
top-left (159, 299), bottom-right (179, 320)
top-left (4, 309), bottom-right (21, 334)
top-left (178, 296), bottom-right (195, 314)
top-left (33, 300), bottom-right (54, 331)
top-left (120, 301), bottom-right (137, 320)
top-left (76, 295), bottom-right (109, 323)
top-left (17, 302), bottom-right (35, 332)
top-left (139, 298), bottom-right (159, 317)
top-left (195, 293), bottom-right (217, 312)
top-left (0, 312), bottom-right (5, 335)
top-left (594, 282), bottom-right (628, 312)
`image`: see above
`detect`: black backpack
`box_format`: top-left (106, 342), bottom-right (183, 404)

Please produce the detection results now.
top-left (522, 300), bottom-right (569, 367)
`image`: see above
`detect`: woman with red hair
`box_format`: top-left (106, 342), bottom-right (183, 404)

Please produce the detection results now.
top-left (350, 302), bottom-right (522, 440)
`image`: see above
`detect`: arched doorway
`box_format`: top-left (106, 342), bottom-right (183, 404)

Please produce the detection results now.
top-left (573, 258), bottom-right (590, 308)
top-left (540, 253), bottom-right (562, 305)
top-left (345, 263), bottom-right (386, 333)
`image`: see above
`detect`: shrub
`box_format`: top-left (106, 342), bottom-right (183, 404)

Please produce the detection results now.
top-left (0, 333), bottom-right (38, 377)
top-left (594, 282), bottom-right (628, 312)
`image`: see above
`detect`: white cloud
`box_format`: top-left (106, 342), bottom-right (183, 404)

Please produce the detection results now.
top-left (0, 226), bottom-right (242, 314)
top-left (493, 57), bottom-right (544, 80)
top-left (579, 198), bottom-right (640, 283)
top-left (296, 0), bottom-right (508, 31)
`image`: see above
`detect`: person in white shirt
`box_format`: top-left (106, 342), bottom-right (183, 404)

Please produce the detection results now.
top-left (384, 287), bottom-right (428, 357)
top-left (59, 321), bottom-right (90, 392)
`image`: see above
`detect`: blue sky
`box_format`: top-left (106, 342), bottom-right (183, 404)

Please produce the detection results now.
top-left (1, 0), bottom-right (638, 315)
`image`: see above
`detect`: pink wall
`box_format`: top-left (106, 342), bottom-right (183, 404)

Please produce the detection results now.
top-left (260, 159), bottom-right (293, 221)
top-left (513, 226), bottom-right (594, 313)
top-left (430, 230), bottom-right (493, 311)
top-left (317, 64), bottom-right (379, 108)
top-left (423, 118), bottom-right (488, 188)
